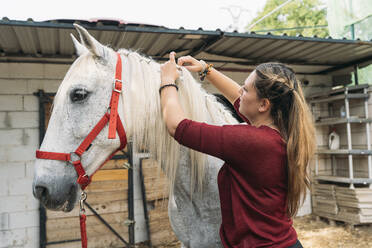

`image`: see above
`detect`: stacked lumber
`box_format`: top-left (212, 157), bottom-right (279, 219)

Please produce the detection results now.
top-left (312, 183), bottom-right (338, 218)
top-left (312, 182), bottom-right (372, 225)
top-left (335, 186), bottom-right (372, 224)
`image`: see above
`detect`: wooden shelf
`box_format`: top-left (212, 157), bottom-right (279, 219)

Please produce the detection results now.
top-left (316, 149), bottom-right (372, 155)
top-left (314, 175), bottom-right (372, 184)
top-left (307, 84), bottom-right (369, 99)
top-left (308, 93), bottom-right (369, 104)
top-left (315, 117), bottom-right (372, 126)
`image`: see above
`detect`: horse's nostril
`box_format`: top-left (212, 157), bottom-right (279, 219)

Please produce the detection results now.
top-left (34, 186), bottom-right (48, 200)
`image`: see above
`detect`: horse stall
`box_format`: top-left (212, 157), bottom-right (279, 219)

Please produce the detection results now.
top-left (1, 18), bottom-right (372, 248)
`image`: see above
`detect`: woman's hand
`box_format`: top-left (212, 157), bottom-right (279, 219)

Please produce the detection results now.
top-left (160, 52), bottom-right (180, 86)
top-left (177, 55), bottom-right (203, 73)
top-left (159, 52), bottom-right (186, 137)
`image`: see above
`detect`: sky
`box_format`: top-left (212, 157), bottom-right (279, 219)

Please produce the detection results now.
top-left (2, 0), bottom-right (267, 32)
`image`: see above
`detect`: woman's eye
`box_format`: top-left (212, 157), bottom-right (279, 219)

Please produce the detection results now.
top-left (70, 88), bottom-right (90, 103)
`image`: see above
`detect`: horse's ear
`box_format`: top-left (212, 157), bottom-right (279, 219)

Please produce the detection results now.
top-left (70, 33), bottom-right (88, 56)
top-left (73, 23), bottom-right (106, 59)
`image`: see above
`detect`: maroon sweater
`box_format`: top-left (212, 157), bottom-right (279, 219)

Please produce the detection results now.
top-left (174, 99), bottom-right (297, 248)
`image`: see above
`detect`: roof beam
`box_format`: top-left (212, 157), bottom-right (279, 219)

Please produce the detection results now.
top-left (318, 55), bottom-right (372, 74)
top-left (189, 34), bottom-right (224, 57)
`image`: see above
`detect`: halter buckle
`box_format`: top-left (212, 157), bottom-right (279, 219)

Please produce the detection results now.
top-left (69, 152), bottom-right (81, 163)
top-left (113, 80), bottom-right (122, 93)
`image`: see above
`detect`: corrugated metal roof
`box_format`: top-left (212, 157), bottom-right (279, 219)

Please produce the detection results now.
top-left (1, 18), bottom-right (372, 75)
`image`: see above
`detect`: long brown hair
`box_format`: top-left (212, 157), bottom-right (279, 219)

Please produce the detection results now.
top-left (254, 62), bottom-right (315, 217)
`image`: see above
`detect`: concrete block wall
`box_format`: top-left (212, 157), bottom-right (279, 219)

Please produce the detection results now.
top-left (0, 62), bottom-right (68, 248)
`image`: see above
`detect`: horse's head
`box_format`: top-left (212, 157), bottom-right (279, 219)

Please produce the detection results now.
top-left (32, 24), bottom-right (128, 211)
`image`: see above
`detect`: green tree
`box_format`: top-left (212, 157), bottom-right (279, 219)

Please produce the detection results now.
top-left (247, 0), bottom-right (329, 37)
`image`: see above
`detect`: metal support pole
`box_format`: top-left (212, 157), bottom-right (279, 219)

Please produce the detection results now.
top-left (345, 88), bottom-right (354, 189)
top-left (354, 65), bottom-right (359, 85)
top-left (35, 90), bottom-right (47, 248)
top-left (127, 142), bottom-right (135, 245)
top-left (363, 88), bottom-right (372, 189)
top-left (139, 158), bottom-right (153, 248)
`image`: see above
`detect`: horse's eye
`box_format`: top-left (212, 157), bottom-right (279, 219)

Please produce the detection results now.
top-left (70, 88), bottom-right (89, 103)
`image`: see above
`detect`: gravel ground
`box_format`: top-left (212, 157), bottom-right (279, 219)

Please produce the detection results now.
top-left (139, 214), bottom-right (372, 248)
top-left (294, 215), bottom-right (372, 248)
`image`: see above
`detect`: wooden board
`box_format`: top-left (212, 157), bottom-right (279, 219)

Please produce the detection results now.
top-left (47, 233), bottom-right (125, 248)
top-left (47, 212), bottom-right (128, 231)
top-left (147, 199), bottom-right (178, 246)
top-left (85, 180), bottom-right (128, 193)
top-left (91, 169), bottom-right (128, 181)
top-left (101, 158), bottom-right (129, 170)
top-left (47, 200), bottom-right (129, 219)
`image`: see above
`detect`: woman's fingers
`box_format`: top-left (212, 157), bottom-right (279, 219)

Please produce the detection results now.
top-left (177, 55), bottom-right (203, 73)
top-left (160, 52), bottom-right (180, 84)
top-left (169, 51), bottom-right (176, 64)
top-left (177, 56), bottom-right (194, 66)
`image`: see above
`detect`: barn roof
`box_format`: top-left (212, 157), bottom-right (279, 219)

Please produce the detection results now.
top-left (1, 18), bottom-right (372, 75)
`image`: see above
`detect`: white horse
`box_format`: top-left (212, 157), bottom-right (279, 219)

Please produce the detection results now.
top-left (32, 24), bottom-right (238, 248)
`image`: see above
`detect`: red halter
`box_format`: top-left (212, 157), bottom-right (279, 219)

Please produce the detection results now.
top-left (35, 53), bottom-right (127, 248)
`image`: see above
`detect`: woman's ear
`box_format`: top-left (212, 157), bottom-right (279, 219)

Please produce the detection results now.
top-left (258, 98), bottom-right (271, 113)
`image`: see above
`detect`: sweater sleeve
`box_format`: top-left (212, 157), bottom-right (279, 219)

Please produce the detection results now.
top-left (174, 118), bottom-right (274, 169)
top-left (174, 119), bottom-right (225, 161)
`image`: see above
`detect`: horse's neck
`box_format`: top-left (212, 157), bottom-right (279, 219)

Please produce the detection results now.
top-left (120, 52), bottom-right (237, 194)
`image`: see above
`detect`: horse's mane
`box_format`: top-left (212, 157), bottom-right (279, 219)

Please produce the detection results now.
top-left (119, 49), bottom-right (238, 194)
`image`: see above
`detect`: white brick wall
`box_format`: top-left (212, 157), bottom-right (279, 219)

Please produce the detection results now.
top-left (0, 62), bottom-right (64, 248)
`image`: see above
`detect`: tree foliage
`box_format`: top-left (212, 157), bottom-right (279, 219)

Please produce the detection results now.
top-left (247, 0), bottom-right (329, 37)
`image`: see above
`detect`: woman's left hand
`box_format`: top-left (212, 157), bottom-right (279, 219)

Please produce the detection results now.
top-left (160, 51), bottom-right (180, 86)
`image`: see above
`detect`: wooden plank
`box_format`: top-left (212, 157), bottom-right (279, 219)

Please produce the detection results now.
top-left (150, 229), bottom-right (179, 247)
top-left (147, 198), bottom-right (178, 247)
top-left (85, 180), bottom-right (128, 193)
top-left (46, 223), bottom-right (128, 243)
top-left (92, 169), bottom-right (128, 182)
top-left (47, 200), bottom-right (128, 219)
top-left (47, 212), bottom-right (128, 231)
top-left (84, 190), bottom-right (128, 204)
top-left (47, 233), bottom-right (125, 248)
top-left (101, 158), bottom-right (129, 170)
top-left (315, 175), bottom-right (372, 184)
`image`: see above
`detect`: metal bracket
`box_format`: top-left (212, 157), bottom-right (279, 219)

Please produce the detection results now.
top-left (123, 162), bottom-right (131, 169)
top-left (124, 219), bottom-right (135, 226)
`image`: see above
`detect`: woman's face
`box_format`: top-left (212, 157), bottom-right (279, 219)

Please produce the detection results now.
top-left (238, 71), bottom-right (263, 122)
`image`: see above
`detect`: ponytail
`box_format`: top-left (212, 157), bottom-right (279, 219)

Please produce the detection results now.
top-left (286, 85), bottom-right (315, 217)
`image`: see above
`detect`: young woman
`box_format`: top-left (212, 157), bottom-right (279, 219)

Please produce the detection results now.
top-left (159, 52), bottom-right (315, 248)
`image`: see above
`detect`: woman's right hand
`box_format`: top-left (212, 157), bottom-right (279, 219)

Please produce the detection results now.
top-left (177, 55), bottom-right (204, 73)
